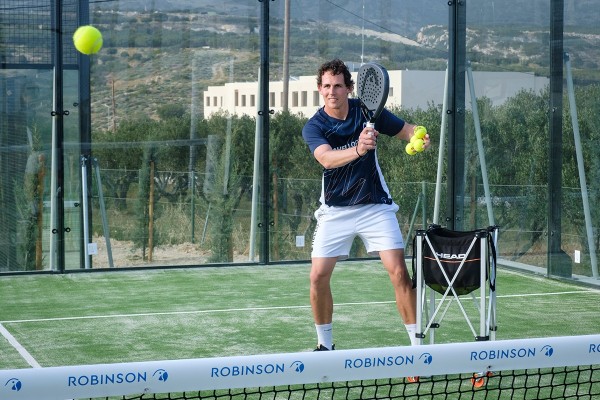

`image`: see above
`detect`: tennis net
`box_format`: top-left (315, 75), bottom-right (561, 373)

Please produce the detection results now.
top-left (1, 334), bottom-right (599, 400)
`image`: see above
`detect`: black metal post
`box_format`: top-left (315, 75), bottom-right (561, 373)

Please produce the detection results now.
top-left (78, 0), bottom-right (93, 268)
top-left (52, 0), bottom-right (66, 271)
top-left (259, 0), bottom-right (271, 264)
top-left (548, 0), bottom-right (571, 277)
top-left (446, 0), bottom-right (466, 230)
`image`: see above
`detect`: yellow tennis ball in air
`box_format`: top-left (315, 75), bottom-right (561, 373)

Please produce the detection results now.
top-left (406, 143), bottom-right (417, 156)
top-left (413, 126), bottom-right (427, 140)
top-left (73, 25), bottom-right (103, 55)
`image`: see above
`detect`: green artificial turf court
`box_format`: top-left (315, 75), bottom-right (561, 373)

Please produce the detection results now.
top-left (1, 261), bottom-right (599, 370)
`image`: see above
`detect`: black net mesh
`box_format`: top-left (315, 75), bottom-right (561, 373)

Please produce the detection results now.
top-left (0, 0), bottom-right (79, 67)
top-left (80, 365), bottom-right (600, 400)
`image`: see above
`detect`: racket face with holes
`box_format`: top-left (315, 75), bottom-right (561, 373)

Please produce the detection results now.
top-left (357, 62), bottom-right (390, 123)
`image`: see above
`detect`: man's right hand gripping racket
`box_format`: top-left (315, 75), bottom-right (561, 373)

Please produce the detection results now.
top-left (356, 62), bottom-right (390, 130)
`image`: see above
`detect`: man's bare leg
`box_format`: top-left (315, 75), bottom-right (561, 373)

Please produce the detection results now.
top-left (380, 249), bottom-right (417, 345)
top-left (310, 257), bottom-right (337, 349)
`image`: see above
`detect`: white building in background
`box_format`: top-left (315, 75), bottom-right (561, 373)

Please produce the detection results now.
top-left (203, 70), bottom-right (548, 118)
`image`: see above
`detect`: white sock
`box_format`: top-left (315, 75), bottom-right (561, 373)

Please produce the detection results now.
top-left (404, 323), bottom-right (418, 346)
top-left (315, 323), bottom-right (333, 350)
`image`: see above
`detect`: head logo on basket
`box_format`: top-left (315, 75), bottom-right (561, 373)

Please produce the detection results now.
top-left (435, 252), bottom-right (467, 260)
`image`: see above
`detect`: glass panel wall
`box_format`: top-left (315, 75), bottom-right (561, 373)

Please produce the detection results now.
top-left (81, 0), bottom-right (450, 268)
top-left (84, 1), bottom-right (263, 268)
top-left (464, 3), bottom-right (553, 263)
top-left (0, 69), bottom-right (55, 271)
top-left (1, 0), bottom-right (82, 272)
top-left (1, 0), bottom-right (598, 280)
top-left (465, 1), bottom-right (599, 279)
top-left (560, 2), bottom-right (600, 279)
top-left (265, 1), bottom-right (449, 262)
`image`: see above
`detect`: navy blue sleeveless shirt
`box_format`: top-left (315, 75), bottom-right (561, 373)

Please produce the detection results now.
top-left (302, 98), bottom-right (405, 206)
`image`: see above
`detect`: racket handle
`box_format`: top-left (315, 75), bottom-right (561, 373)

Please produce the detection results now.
top-left (365, 121), bottom-right (375, 136)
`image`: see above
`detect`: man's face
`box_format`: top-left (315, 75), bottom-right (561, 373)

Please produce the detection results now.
top-left (318, 71), bottom-right (352, 112)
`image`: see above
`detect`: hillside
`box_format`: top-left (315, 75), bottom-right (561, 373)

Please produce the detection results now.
top-left (88, 2), bottom-right (600, 130)
top-left (99, 0), bottom-right (600, 31)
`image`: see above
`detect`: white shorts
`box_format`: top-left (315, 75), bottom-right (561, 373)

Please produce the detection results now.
top-left (311, 202), bottom-right (405, 259)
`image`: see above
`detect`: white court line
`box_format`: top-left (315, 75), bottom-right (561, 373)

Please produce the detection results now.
top-left (0, 323), bottom-right (41, 368)
top-left (494, 290), bottom-right (598, 299)
top-left (0, 290), bottom-right (596, 325)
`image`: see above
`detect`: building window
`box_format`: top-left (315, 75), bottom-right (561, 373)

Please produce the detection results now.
top-left (301, 91), bottom-right (307, 107)
top-left (241, 95), bottom-right (246, 107)
top-left (292, 91), bottom-right (298, 107)
top-left (270, 92), bottom-right (275, 107)
top-left (389, 87), bottom-right (394, 97)
top-left (313, 91), bottom-right (320, 106)
top-left (235, 90), bottom-right (239, 107)
top-left (250, 94), bottom-right (255, 107)
top-left (206, 96), bottom-right (211, 106)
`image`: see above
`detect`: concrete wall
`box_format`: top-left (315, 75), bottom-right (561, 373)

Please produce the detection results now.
top-left (203, 70), bottom-right (548, 118)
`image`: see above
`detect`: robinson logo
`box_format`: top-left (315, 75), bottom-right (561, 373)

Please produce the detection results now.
top-left (419, 353), bottom-right (433, 365)
top-left (470, 344), bottom-right (554, 361)
top-left (540, 345), bottom-right (554, 357)
top-left (290, 361), bottom-right (305, 373)
top-left (68, 368), bottom-right (169, 387)
top-left (344, 351), bottom-right (433, 370)
top-left (5, 378), bottom-right (22, 392)
top-left (153, 369), bottom-right (169, 382)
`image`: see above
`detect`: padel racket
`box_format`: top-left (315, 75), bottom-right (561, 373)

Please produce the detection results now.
top-left (357, 62), bottom-right (390, 128)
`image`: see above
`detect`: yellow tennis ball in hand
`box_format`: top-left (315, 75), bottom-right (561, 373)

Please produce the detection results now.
top-left (413, 126), bottom-right (427, 140)
top-left (73, 25), bottom-right (103, 55)
top-left (412, 138), bottom-right (425, 152)
top-left (405, 143), bottom-right (417, 156)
